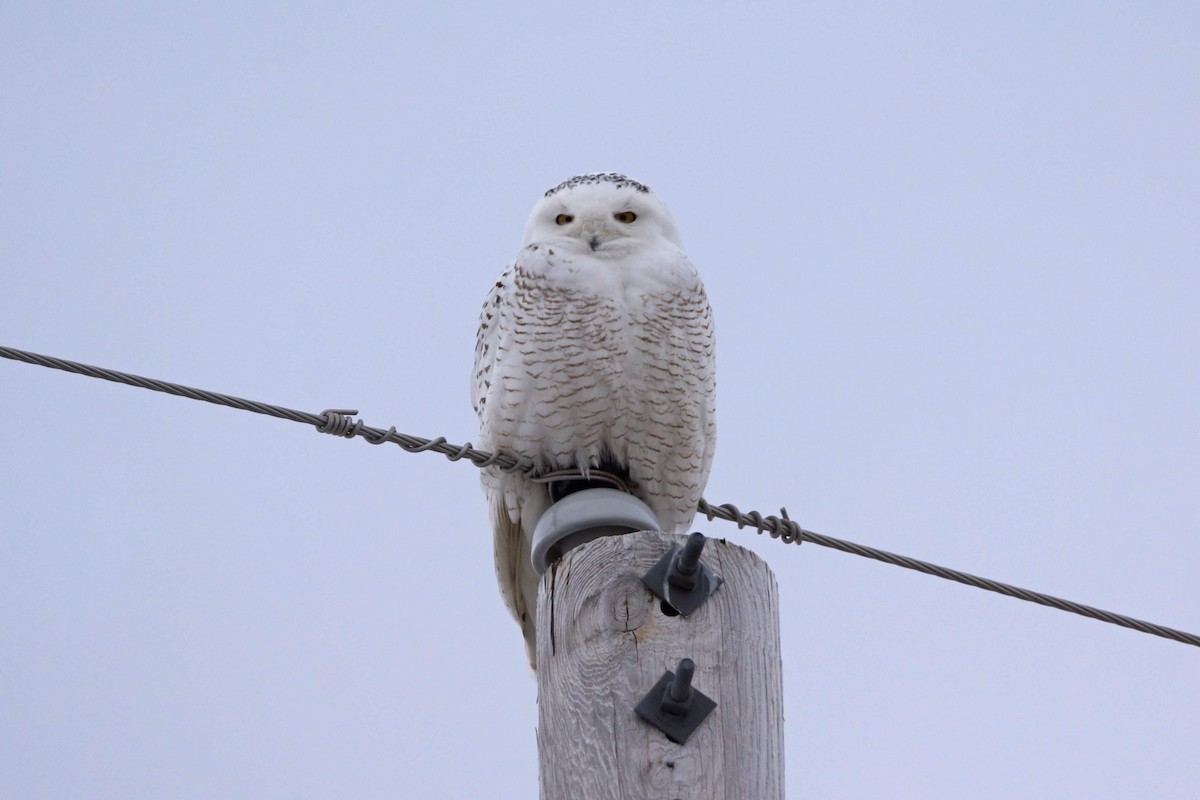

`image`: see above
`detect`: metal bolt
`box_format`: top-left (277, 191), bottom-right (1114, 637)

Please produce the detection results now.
top-left (662, 658), bottom-right (695, 717)
top-left (635, 656), bottom-right (717, 744)
top-left (668, 532), bottom-right (706, 591)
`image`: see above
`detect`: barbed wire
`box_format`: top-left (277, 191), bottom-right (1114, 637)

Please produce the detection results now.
top-left (0, 345), bottom-right (531, 474)
top-left (3, 344), bottom-right (1198, 649)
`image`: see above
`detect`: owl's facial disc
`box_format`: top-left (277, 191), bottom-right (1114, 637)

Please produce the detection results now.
top-left (522, 176), bottom-right (684, 252)
top-left (546, 193), bottom-right (645, 255)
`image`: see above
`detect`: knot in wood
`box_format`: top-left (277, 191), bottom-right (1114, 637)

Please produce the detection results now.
top-left (605, 574), bottom-right (651, 633)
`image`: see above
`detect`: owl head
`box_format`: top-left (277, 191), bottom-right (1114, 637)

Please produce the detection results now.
top-left (522, 173), bottom-right (685, 254)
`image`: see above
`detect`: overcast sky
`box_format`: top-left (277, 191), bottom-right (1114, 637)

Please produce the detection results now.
top-left (2, 3), bottom-right (1198, 798)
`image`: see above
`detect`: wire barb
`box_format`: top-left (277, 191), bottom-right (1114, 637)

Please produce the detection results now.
top-left (318, 409), bottom-right (364, 438)
top-left (3, 343), bottom-right (1198, 650)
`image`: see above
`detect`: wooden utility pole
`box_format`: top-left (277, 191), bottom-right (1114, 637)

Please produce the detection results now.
top-left (536, 530), bottom-right (784, 799)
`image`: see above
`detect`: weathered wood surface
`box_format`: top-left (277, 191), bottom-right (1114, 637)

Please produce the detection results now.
top-left (537, 530), bottom-right (784, 800)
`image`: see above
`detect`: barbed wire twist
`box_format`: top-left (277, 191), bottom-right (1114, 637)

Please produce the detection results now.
top-left (3, 344), bottom-right (1198, 649)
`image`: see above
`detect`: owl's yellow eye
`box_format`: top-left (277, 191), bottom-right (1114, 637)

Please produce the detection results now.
top-left (555, 213), bottom-right (574, 225)
top-left (613, 211), bottom-right (637, 223)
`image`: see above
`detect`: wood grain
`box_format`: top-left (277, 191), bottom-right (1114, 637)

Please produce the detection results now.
top-left (537, 531), bottom-right (784, 799)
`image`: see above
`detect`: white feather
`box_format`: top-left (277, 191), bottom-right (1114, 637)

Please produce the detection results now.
top-left (471, 174), bottom-right (716, 668)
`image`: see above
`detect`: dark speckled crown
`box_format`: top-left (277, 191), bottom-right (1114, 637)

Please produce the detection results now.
top-left (544, 173), bottom-right (651, 197)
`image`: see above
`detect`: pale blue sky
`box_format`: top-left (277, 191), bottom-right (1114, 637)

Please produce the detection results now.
top-left (2, 3), bottom-right (1198, 798)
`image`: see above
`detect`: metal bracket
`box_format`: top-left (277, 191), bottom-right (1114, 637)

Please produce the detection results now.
top-left (641, 532), bottom-right (722, 616)
top-left (634, 658), bottom-right (717, 745)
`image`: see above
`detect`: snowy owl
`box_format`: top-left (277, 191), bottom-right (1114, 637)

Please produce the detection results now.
top-left (472, 173), bottom-right (716, 666)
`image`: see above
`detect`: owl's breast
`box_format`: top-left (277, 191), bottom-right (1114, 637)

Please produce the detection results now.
top-left (483, 242), bottom-right (712, 473)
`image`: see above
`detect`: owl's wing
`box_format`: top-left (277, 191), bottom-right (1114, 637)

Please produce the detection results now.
top-left (472, 264), bottom-right (512, 419)
top-left (472, 261), bottom-right (544, 667)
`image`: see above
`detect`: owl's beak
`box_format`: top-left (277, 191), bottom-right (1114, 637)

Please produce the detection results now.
top-left (579, 219), bottom-right (611, 252)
